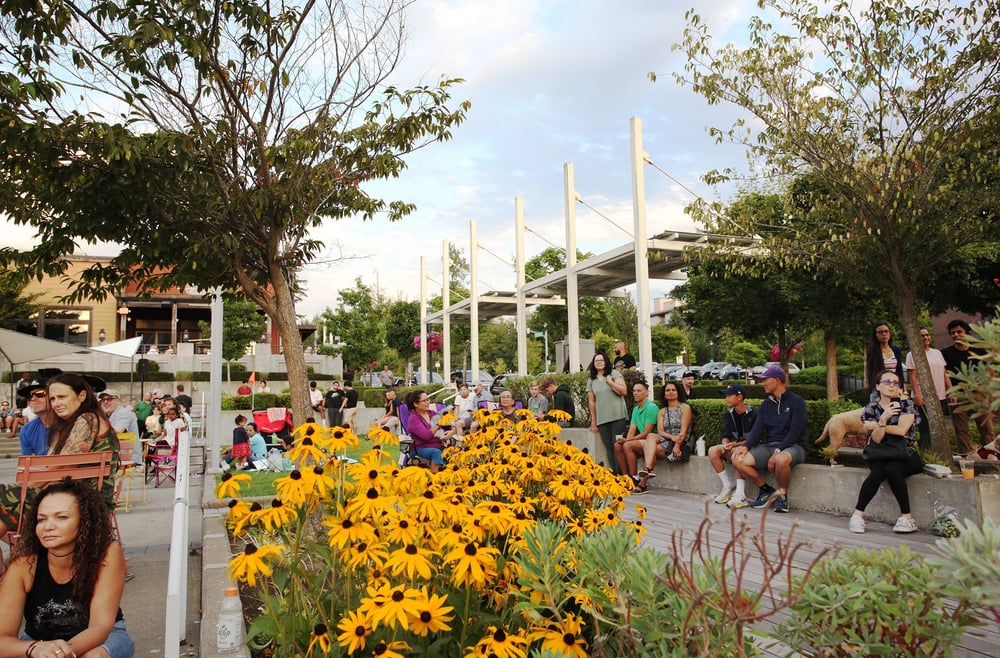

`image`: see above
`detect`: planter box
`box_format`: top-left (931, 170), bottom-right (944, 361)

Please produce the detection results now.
top-left (558, 428), bottom-right (998, 527)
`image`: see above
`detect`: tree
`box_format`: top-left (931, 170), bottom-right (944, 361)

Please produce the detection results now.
top-left (727, 342), bottom-right (766, 376)
top-left (0, 271), bottom-right (41, 330)
top-left (322, 278), bottom-right (385, 378)
top-left (383, 299), bottom-right (421, 362)
top-left (0, 0), bottom-right (469, 423)
top-left (672, 0), bottom-right (1000, 457)
top-left (650, 325), bottom-right (688, 367)
top-left (197, 297), bottom-right (265, 384)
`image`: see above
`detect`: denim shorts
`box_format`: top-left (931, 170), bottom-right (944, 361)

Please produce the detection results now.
top-left (415, 447), bottom-right (444, 465)
top-left (24, 620), bottom-right (135, 658)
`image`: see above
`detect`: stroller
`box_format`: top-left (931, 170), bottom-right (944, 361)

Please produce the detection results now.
top-left (253, 408), bottom-right (295, 447)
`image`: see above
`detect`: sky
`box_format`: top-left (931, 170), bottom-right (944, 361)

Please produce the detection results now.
top-left (3, 0), bottom-right (763, 319)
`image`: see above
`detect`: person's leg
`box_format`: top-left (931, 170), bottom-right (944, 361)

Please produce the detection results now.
top-left (640, 436), bottom-right (661, 476)
top-left (93, 619), bottom-right (135, 658)
top-left (597, 422), bottom-right (620, 473)
top-left (709, 444), bottom-right (735, 502)
top-left (734, 448), bottom-right (767, 488)
top-left (638, 444), bottom-right (666, 488)
top-left (854, 462), bottom-right (887, 513)
top-left (974, 414), bottom-right (995, 449)
top-left (613, 439), bottom-right (629, 476)
top-left (950, 404), bottom-right (973, 454)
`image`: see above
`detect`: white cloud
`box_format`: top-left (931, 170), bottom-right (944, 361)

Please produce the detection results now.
top-left (4, 0), bottom-right (763, 318)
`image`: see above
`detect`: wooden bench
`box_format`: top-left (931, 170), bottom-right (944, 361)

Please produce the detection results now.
top-left (7, 451), bottom-right (122, 549)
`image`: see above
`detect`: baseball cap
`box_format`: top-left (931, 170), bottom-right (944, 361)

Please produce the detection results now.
top-left (719, 383), bottom-right (747, 397)
top-left (99, 388), bottom-right (121, 400)
top-left (756, 365), bottom-right (786, 382)
top-left (682, 370), bottom-right (697, 378)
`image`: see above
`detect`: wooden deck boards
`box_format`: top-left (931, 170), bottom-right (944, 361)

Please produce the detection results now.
top-left (629, 487), bottom-right (999, 657)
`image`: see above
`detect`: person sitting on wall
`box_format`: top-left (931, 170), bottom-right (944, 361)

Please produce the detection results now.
top-left (613, 381), bottom-right (660, 494)
top-left (708, 383), bottom-right (757, 509)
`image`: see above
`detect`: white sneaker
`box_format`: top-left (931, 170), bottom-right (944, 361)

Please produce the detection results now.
top-left (714, 485), bottom-right (735, 504)
top-left (893, 516), bottom-right (918, 533)
top-left (848, 514), bottom-right (865, 534)
top-left (727, 493), bottom-right (748, 509)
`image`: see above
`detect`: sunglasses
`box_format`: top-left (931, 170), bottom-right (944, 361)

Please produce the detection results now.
top-left (879, 379), bottom-right (900, 386)
top-left (29, 391), bottom-right (47, 399)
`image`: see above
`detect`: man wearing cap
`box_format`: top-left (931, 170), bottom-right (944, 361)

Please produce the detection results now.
top-left (19, 378), bottom-right (54, 455)
top-left (99, 389), bottom-right (140, 439)
top-left (730, 365), bottom-right (806, 513)
top-left (708, 383), bottom-right (757, 508)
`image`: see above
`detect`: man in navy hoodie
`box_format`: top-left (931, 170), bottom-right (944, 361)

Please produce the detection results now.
top-left (730, 364), bottom-right (806, 513)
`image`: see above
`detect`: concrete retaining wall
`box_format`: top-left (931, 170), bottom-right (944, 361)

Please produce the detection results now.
top-left (557, 428), bottom-right (998, 527)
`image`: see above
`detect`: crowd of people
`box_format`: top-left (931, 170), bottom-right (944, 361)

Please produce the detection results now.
top-left (0, 369), bottom-right (135, 657)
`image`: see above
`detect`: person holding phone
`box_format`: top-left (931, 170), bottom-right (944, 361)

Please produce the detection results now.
top-left (849, 369), bottom-right (922, 534)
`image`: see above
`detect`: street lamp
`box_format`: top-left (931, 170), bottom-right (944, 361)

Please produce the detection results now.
top-left (98, 328), bottom-right (106, 344)
top-left (182, 329), bottom-right (190, 342)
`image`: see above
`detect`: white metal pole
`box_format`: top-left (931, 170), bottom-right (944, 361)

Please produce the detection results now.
top-left (630, 117), bottom-right (653, 374)
top-left (207, 288), bottom-right (224, 470)
top-left (564, 163), bottom-right (581, 373)
top-left (469, 220), bottom-right (480, 383)
top-left (420, 257), bottom-right (428, 385)
top-left (164, 428), bottom-right (191, 656)
top-left (442, 240), bottom-right (451, 383)
top-left (515, 197), bottom-right (528, 375)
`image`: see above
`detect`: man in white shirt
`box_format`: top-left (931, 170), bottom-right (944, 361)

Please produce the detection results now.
top-left (453, 384), bottom-right (478, 436)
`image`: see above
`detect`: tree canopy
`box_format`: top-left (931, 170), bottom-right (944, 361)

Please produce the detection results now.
top-left (0, 0), bottom-right (469, 421)
top-left (671, 0), bottom-right (1000, 457)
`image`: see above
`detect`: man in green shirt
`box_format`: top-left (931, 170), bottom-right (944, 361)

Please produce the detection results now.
top-left (132, 392), bottom-right (154, 436)
top-left (613, 382), bottom-right (659, 493)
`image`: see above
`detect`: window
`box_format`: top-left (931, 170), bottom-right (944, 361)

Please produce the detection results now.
top-left (39, 308), bottom-right (92, 346)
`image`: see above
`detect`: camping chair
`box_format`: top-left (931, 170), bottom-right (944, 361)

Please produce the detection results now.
top-left (7, 451), bottom-right (123, 550)
top-left (148, 442), bottom-right (179, 487)
top-left (115, 434), bottom-right (146, 511)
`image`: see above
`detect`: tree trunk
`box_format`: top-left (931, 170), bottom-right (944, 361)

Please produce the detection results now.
top-left (269, 272), bottom-right (312, 428)
top-left (896, 288), bottom-right (952, 461)
top-left (824, 330), bottom-right (839, 400)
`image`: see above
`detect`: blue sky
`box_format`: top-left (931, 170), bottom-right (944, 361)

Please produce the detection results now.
top-left (294, 0), bottom-right (760, 317)
top-left (3, 0), bottom-right (762, 318)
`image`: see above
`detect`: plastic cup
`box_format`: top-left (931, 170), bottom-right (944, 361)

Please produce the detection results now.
top-left (960, 459), bottom-right (975, 479)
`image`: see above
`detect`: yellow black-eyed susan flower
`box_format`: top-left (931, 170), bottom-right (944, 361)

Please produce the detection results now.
top-left (306, 622), bottom-right (331, 655)
top-left (228, 542), bottom-right (283, 586)
top-left (384, 543), bottom-right (438, 580)
top-left (443, 541), bottom-right (499, 590)
top-left (324, 511), bottom-right (377, 549)
top-left (405, 587), bottom-right (454, 636)
top-left (471, 626), bottom-right (528, 658)
top-left (335, 609), bottom-right (370, 654)
top-left (215, 472), bottom-right (251, 499)
top-left (370, 640), bottom-right (410, 658)
top-left (528, 614), bottom-right (588, 658)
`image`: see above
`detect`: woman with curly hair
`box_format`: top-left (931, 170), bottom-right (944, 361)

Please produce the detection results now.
top-left (0, 374), bottom-right (117, 538)
top-left (0, 478), bottom-right (134, 657)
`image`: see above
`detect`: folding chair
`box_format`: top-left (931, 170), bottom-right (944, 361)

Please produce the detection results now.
top-left (8, 451), bottom-right (123, 551)
top-left (115, 435), bottom-right (147, 511)
top-left (148, 442), bottom-right (179, 487)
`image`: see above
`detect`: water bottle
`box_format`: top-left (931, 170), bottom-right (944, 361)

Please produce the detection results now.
top-left (695, 436), bottom-right (706, 457)
top-left (217, 587), bottom-right (243, 653)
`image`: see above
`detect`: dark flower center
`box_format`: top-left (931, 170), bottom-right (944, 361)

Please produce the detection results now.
top-left (391, 590), bottom-right (405, 602)
top-left (464, 543), bottom-right (478, 556)
top-left (405, 544), bottom-right (418, 555)
top-left (420, 611), bottom-right (432, 622)
top-left (290, 470), bottom-right (302, 480)
top-left (313, 623), bottom-right (327, 634)
top-left (493, 628), bottom-right (507, 642)
top-left (244, 544), bottom-right (258, 555)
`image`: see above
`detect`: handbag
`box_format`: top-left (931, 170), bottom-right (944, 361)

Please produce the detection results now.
top-left (862, 435), bottom-right (909, 462)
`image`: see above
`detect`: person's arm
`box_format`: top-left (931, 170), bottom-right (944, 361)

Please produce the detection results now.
top-left (68, 543), bottom-right (127, 656)
top-left (778, 396), bottom-right (809, 451)
top-left (606, 371), bottom-right (627, 396)
top-left (60, 413), bottom-right (99, 454)
top-left (0, 557), bottom-right (35, 658)
top-left (587, 389), bottom-right (598, 432)
top-left (678, 404), bottom-right (692, 443)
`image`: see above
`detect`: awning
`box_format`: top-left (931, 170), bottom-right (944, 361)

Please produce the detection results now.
top-left (0, 328), bottom-right (87, 365)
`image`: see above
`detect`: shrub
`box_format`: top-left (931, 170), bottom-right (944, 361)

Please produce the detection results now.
top-left (793, 365), bottom-right (827, 386)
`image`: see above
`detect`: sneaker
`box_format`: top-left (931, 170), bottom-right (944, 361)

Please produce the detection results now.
top-left (714, 485), bottom-right (735, 505)
top-left (749, 484), bottom-right (776, 509)
top-left (772, 495), bottom-right (789, 513)
top-left (727, 493), bottom-right (748, 509)
top-left (848, 514), bottom-right (866, 534)
top-left (893, 516), bottom-right (918, 533)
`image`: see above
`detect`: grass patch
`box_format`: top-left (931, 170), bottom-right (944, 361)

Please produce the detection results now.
top-left (215, 440), bottom-right (402, 498)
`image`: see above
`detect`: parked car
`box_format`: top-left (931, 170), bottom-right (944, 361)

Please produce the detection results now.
top-left (662, 365), bottom-right (689, 380)
top-left (450, 369), bottom-right (495, 389)
top-left (715, 364), bottom-right (747, 380)
top-left (751, 362), bottom-right (801, 378)
top-left (697, 361), bottom-right (730, 379)
top-left (408, 370), bottom-right (446, 385)
top-left (490, 372), bottom-right (529, 395)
